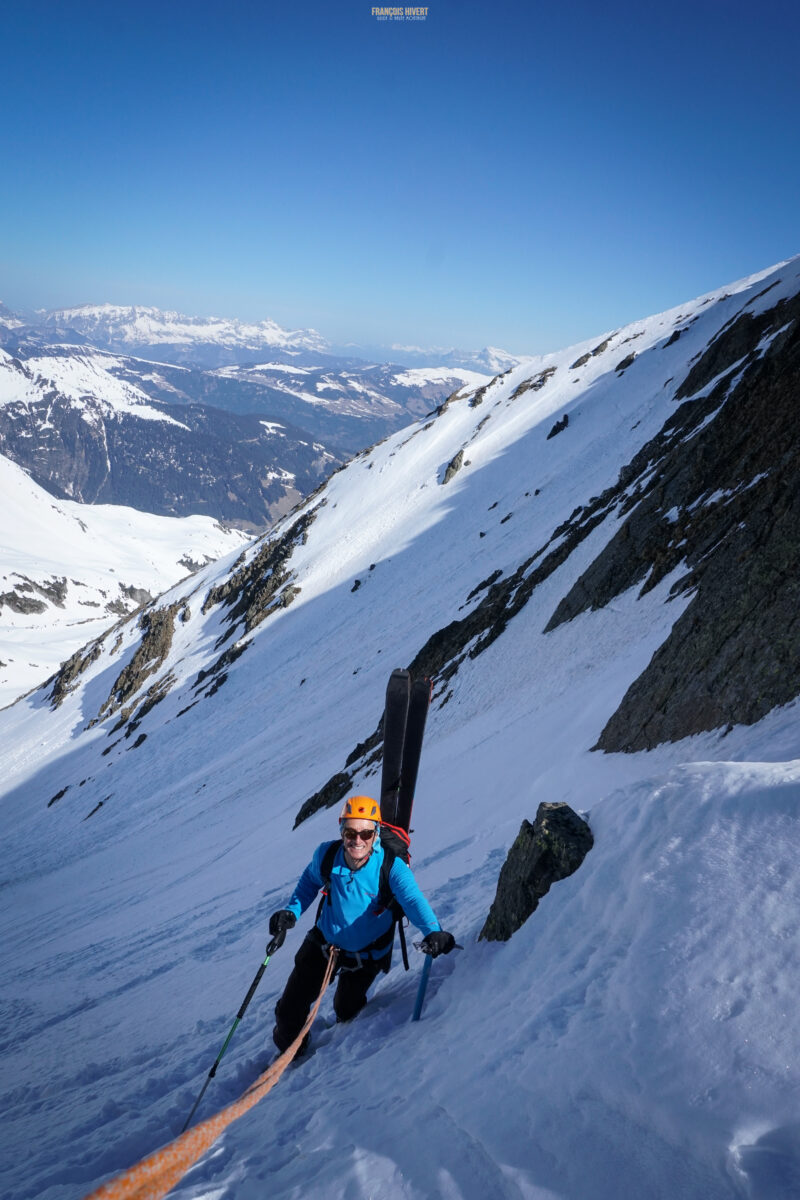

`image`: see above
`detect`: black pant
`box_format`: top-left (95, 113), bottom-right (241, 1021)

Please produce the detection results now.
top-left (272, 928), bottom-right (385, 1052)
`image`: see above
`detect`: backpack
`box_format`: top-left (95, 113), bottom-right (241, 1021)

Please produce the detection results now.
top-left (316, 823), bottom-right (412, 969)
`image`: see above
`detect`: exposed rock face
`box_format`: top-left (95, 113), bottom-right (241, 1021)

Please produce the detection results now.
top-left (546, 414), bottom-right (569, 439)
top-left (202, 509), bottom-right (316, 643)
top-left (479, 803), bottom-right (594, 942)
top-left (511, 366), bottom-right (557, 398)
top-left (294, 772), bottom-right (353, 828)
top-left (1, 574), bottom-right (70, 616)
top-left (571, 334), bottom-right (616, 369)
top-left (177, 509), bottom-right (320, 705)
top-left (98, 603), bottom-right (181, 722)
top-left (0, 588), bottom-right (46, 615)
top-left (546, 289), bottom-right (800, 751)
top-left (49, 641), bottom-right (104, 708)
top-left (442, 450), bottom-right (464, 485)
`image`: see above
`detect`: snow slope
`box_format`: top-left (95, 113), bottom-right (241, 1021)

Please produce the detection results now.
top-left (1, 259), bottom-right (799, 1200)
top-left (0, 454), bottom-right (248, 706)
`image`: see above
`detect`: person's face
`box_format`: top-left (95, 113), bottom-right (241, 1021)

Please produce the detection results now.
top-left (341, 820), bottom-right (376, 865)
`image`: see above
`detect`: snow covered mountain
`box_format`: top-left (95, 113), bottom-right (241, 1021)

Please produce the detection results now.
top-left (1, 305), bottom-right (491, 476)
top-left (384, 343), bottom-right (530, 374)
top-left (2, 300), bottom-right (514, 392)
top-left (37, 304), bottom-right (329, 367)
top-left (2, 258), bottom-right (800, 1200)
top-left (0, 344), bottom-right (342, 525)
top-left (0, 300), bottom-right (25, 330)
top-left (0, 454), bottom-right (249, 707)
top-left (210, 361), bottom-right (490, 451)
top-left (330, 341), bottom-right (532, 375)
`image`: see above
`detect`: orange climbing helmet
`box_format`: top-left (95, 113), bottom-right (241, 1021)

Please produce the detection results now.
top-left (339, 796), bottom-right (381, 823)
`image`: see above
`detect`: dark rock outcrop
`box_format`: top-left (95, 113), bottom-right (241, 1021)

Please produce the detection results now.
top-left (192, 640), bottom-right (250, 700)
top-left (442, 450), bottom-right (465, 485)
top-left (480, 803), bottom-right (593, 941)
top-left (511, 367), bottom-right (557, 399)
top-left (0, 589), bottom-right (47, 615)
top-left (98, 603), bottom-right (181, 721)
top-left (0, 575), bottom-right (67, 615)
top-left (546, 414), bottom-right (569, 439)
top-left (466, 569), bottom-right (503, 602)
top-left (49, 641), bottom-right (104, 709)
top-left (294, 771), bottom-right (353, 828)
top-left (674, 295), bottom-right (784, 402)
top-left (544, 289), bottom-right (800, 751)
top-left (202, 509), bottom-right (316, 645)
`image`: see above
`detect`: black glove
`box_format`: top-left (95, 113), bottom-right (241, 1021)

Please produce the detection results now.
top-left (420, 930), bottom-right (456, 958)
top-left (269, 909), bottom-right (297, 936)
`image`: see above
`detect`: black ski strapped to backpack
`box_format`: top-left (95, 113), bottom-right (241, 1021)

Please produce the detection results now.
top-left (315, 669), bottom-right (431, 972)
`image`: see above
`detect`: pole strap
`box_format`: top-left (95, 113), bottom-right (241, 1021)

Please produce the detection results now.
top-left (83, 946), bottom-right (339, 1200)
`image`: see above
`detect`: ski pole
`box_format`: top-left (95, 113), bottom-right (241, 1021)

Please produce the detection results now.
top-left (411, 939), bottom-right (463, 1022)
top-left (411, 954), bottom-right (432, 1022)
top-left (181, 932), bottom-right (285, 1132)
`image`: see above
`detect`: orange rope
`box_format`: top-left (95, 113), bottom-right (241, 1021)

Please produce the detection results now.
top-left (84, 947), bottom-right (339, 1200)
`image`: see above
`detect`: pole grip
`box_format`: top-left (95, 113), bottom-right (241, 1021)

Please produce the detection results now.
top-left (236, 957), bottom-right (270, 1020)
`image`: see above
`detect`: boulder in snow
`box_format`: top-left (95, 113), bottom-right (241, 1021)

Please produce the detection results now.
top-left (480, 802), bottom-right (593, 941)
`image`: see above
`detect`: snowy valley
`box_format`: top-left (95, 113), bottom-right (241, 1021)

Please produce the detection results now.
top-left (0, 455), bottom-right (249, 706)
top-left (2, 259), bottom-right (800, 1200)
top-left (0, 306), bottom-right (495, 522)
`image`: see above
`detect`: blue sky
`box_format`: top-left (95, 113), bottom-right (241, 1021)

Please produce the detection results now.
top-left (2, 0), bottom-right (798, 354)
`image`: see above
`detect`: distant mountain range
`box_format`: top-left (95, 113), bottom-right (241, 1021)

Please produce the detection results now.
top-left (0, 303), bottom-right (497, 526)
top-left (36, 303), bottom-right (329, 367)
top-left (1, 301), bottom-right (528, 374)
top-left (348, 342), bottom-right (531, 374)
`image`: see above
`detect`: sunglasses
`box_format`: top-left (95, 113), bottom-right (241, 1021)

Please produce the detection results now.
top-left (342, 827), bottom-right (376, 843)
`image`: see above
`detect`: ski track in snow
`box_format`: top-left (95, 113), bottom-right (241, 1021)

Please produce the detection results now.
top-left (2, 260), bottom-right (800, 1200)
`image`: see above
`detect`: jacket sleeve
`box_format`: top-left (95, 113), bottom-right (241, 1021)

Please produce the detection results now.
top-left (388, 858), bottom-right (441, 937)
top-left (285, 842), bottom-right (330, 918)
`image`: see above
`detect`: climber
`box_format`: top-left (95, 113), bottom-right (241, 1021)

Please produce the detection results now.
top-left (269, 796), bottom-right (456, 1052)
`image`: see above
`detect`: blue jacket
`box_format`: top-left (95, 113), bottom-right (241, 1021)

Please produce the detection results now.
top-left (287, 838), bottom-right (440, 958)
